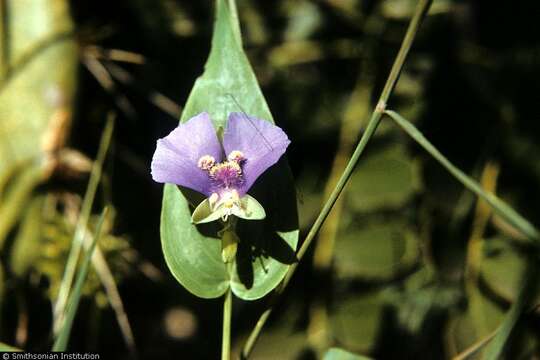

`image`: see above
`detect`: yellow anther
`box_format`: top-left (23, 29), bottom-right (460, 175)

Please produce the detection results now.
top-left (197, 155), bottom-right (215, 170)
top-left (209, 161), bottom-right (241, 177)
top-left (227, 150), bottom-right (245, 163)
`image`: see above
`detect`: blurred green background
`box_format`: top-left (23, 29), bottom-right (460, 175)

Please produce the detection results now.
top-left (1, 0), bottom-right (539, 358)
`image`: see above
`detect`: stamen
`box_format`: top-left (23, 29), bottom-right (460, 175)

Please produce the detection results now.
top-left (227, 150), bottom-right (245, 163)
top-left (197, 155), bottom-right (215, 170)
top-left (209, 161), bottom-right (241, 178)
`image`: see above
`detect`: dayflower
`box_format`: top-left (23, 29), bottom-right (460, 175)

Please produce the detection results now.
top-left (151, 112), bottom-right (290, 224)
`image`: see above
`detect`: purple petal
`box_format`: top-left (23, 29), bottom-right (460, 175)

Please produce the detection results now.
top-left (151, 112), bottom-right (222, 196)
top-left (223, 113), bottom-right (290, 194)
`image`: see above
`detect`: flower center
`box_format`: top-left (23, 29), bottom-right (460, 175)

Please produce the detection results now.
top-left (198, 151), bottom-right (246, 221)
top-left (212, 189), bottom-right (242, 221)
top-left (198, 150), bottom-right (246, 190)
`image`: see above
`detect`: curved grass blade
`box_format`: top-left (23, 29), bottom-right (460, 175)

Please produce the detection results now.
top-left (483, 261), bottom-right (539, 360)
top-left (52, 207), bottom-right (108, 351)
top-left (53, 114), bottom-right (114, 333)
top-left (452, 327), bottom-right (498, 360)
top-left (240, 0), bottom-right (433, 357)
top-left (90, 242), bottom-right (137, 353)
top-left (160, 0), bottom-right (298, 300)
top-left (384, 109), bottom-right (539, 242)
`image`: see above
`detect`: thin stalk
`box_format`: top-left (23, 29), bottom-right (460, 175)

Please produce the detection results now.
top-left (308, 73), bottom-right (373, 350)
top-left (222, 288), bottom-right (233, 360)
top-left (240, 0), bottom-right (433, 358)
top-left (53, 207), bottom-right (108, 351)
top-left (451, 326), bottom-right (498, 360)
top-left (53, 114), bottom-right (114, 334)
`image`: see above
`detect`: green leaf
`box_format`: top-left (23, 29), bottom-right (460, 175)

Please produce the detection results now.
top-left (481, 238), bottom-right (540, 303)
top-left (0, 0), bottom-right (77, 174)
top-left (247, 302), bottom-right (308, 359)
top-left (446, 265), bottom-right (539, 359)
top-left (10, 196), bottom-right (44, 276)
top-left (52, 207), bottom-right (108, 351)
top-left (483, 257), bottom-right (539, 360)
top-left (160, 0), bottom-right (298, 300)
top-left (162, 185), bottom-right (229, 299)
top-left (323, 348), bottom-right (373, 360)
top-left (347, 143), bottom-right (421, 212)
top-left (0, 164), bottom-right (44, 250)
top-left (334, 218), bottom-right (419, 280)
top-left (330, 291), bottom-right (384, 352)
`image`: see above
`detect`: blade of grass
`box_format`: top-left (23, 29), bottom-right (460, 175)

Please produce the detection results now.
top-left (52, 207), bottom-right (108, 351)
top-left (384, 109), bottom-right (539, 242)
top-left (308, 72), bottom-right (374, 350)
top-left (53, 114), bottom-right (114, 334)
top-left (90, 240), bottom-right (137, 353)
top-left (483, 260), bottom-right (538, 360)
top-left (82, 57), bottom-right (136, 119)
top-left (240, 0), bottom-right (433, 357)
top-left (452, 326), bottom-right (498, 360)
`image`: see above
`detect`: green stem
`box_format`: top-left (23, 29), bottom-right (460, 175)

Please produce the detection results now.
top-left (53, 114), bottom-right (114, 334)
top-left (452, 327), bottom-right (498, 360)
top-left (53, 207), bottom-right (108, 351)
top-left (240, 0), bottom-right (433, 358)
top-left (222, 288), bottom-right (233, 360)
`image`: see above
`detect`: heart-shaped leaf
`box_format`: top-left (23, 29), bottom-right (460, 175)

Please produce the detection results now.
top-left (160, 0), bottom-right (298, 300)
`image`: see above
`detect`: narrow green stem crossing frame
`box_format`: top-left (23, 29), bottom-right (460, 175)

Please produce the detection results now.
top-left (240, 0), bottom-right (434, 357)
top-left (222, 288), bottom-right (233, 360)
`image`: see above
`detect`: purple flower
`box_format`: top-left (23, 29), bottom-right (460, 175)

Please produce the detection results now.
top-left (151, 112), bottom-right (290, 221)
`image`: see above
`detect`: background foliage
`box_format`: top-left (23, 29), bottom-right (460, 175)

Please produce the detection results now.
top-left (1, 0), bottom-right (539, 358)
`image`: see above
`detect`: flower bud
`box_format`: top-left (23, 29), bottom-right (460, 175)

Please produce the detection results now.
top-left (221, 229), bottom-right (239, 263)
